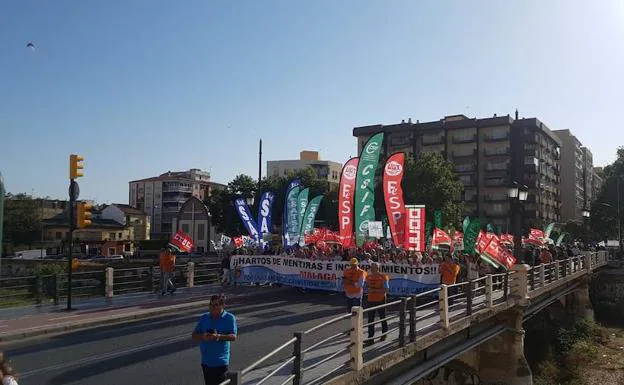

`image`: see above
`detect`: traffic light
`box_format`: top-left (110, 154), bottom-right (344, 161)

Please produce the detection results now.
top-left (69, 154), bottom-right (85, 179)
top-left (76, 201), bottom-right (93, 229)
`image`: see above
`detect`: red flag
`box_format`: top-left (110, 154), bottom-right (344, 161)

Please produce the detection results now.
top-left (338, 157), bottom-right (359, 248)
top-left (483, 237), bottom-right (516, 269)
top-left (233, 236), bottom-right (243, 248)
top-left (431, 228), bottom-right (452, 247)
top-left (169, 230), bottom-right (194, 253)
top-left (404, 205), bottom-right (425, 251)
top-left (500, 233), bottom-right (514, 245)
top-left (383, 153), bottom-right (406, 245)
top-left (529, 228), bottom-right (545, 240)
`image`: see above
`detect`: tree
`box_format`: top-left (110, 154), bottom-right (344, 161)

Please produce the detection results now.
top-left (206, 169), bottom-right (335, 236)
top-left (2, 193), bottom-right (42, 249)
top-left (401, 152), bottom-right (465, 228)
top-left (590, 147), bottom-right (624, 241)
top-left (206, 174), bottom-right (258, 236)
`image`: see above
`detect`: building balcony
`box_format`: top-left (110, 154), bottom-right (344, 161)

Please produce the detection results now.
top-left (484, 148), bottom-right (510, 157)
top-left (452, 150), bottom-right (478, 159)
top-left (484, 178), bottom-right (507, 187)
top-left (452, 135), bottom-right (477, 144)
top-left (524, 164), bottom-right (538, 173)
top-left (525, 133), bottom-right (538, 143)
top-left (484, 133), bottom-right (510, 142)
top-left (484, 210), bottom-right (508, 218)
top-left (162, 185), bottom-right (192, 193)
top-left (484, 195), bottom-right (508, 202)
top-left (455, 163), bottom-right (476, 173)
top-left (422, 136), bottom-right (445, 145)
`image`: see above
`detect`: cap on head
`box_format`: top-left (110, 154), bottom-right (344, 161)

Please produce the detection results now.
top-left (350, 257), bottom-right (359, 265)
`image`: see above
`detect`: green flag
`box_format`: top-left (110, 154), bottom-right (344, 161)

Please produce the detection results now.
top-left (285, 185), bottom-right (301, 245)
top-left (556, 232), bottom-right (568, 246)
top-left (297, 188), bottom-right (309, 233)
top-left (544, 222), bottom-right (556, 240)
top-left (354, 133), bottom-right (384, 246)
top-left (486, 223), bottom-right (494, 233)
top-left (462, 216), bottom-right (470, 233)
top-left (434, 210), bottom-right (443, 229)
top-left (425, 222), bottom-right (433, 248)
top-left (464, 218), bottom-right (481, 254)
top-left (299, 195), bottom-right (323, 243)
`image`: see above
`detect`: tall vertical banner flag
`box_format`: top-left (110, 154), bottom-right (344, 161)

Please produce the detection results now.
top-left (462, 216), bottom-right (470, 233)
top-left (383, 152), bottom-right (406, 245)
top-left (354, 132), bottom-right (384, 246)
top-left (283, 180), bottom-right (301, 247)
top-left (404, 205), bottom-right (426, 251)
top-left (300, 195), bottom-right (324, 243)
top-left (434, 210), bottom-right (443, 229)
top-left (234, 198), bottom-right (260, 240)
top-left (464, 218), bottom-right (481, 254)
top-left (338, 157), bottom-right (359, 247)
top-left (544, 222), bottom-right (556, 240)
top-left (257, 192), bottom-right (275, 236)
top-left (297, 188), bottom-right (310, 233)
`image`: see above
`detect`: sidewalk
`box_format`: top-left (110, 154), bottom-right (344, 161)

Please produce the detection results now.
top-left (0, 284), bottom-right (285, 343)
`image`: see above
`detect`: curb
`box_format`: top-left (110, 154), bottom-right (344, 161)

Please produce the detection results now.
top-left (0, 286), bottom-right (286, 343)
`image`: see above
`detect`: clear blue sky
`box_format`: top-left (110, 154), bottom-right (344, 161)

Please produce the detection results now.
top-left (1, 0), bottom-right (622, 203)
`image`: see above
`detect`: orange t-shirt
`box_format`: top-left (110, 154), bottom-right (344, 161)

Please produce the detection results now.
top-left (159, 251), bottom-right (176, 273)
top-left (440, 262), bottom-right (460, 285)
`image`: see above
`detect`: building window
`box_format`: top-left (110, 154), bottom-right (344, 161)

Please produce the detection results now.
top-left (124, 244), bottom-right (131, 252)
top-left (109, 232), bottom-right (116, 240)
top-left (55, 232), bottom-right (62, 240)
top-left (118, 232), bottom-right (123, 239)
top-left (182, 224), bottom-right (190, 234)
top-left (524, 156), bottom-right (539, 166)
top-left (197, 223), bottom-right (205, 240)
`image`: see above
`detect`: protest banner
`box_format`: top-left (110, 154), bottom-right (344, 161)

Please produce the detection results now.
top-left (230, 255), bottom-right (439, 295)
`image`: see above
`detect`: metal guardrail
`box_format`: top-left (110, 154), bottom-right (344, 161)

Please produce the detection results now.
top-left (0, 262), bottom-right (222, 307)
top-left (225, 251), bottom-right (611, 385)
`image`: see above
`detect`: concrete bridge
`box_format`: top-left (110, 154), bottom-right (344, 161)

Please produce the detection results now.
top-left (224, 251), bottom-right (614, 385)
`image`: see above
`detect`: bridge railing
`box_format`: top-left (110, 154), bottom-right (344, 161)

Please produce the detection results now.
top-left (526, 251), bottom-right (610, 296)
top-left (224, 268), bottom-right (517, 385)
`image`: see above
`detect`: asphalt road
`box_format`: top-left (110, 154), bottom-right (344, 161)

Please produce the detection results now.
top-left (1, 288), bottom-right (348, 385)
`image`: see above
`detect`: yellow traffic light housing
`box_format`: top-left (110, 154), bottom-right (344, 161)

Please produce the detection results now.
top-left (76, 201), bottom-right (93, 229)
top-left (69, 154), bottom-right (85, 179)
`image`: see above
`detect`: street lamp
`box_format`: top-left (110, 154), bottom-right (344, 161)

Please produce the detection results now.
top-left (582, 208), bottom-right (590, 246)
top-left (509, 181), bottom-right (529, 263)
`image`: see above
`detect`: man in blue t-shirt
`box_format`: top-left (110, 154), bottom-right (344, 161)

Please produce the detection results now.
top-left (192, 294), bottom-right (238, 385)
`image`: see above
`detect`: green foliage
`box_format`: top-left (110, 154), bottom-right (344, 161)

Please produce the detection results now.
top-left (34, 263), bottom-right (65, 277)
top-left (2, 193), bottom-right (42, 248)
top-left (207, 169), bottom-right (335, 236)
top-left (402, 152), bottom-right (465, 227)
top-left (555, 319), bottom-right (600, 355)
top-left (590, 146), bottom-right (624, 241)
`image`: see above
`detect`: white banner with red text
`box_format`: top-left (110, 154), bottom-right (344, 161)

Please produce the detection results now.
top-left (230, 255), bottom-right (440, 295)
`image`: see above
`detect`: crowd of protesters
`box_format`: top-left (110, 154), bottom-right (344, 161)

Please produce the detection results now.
top-left (220, 237), bottom-right (608, 288)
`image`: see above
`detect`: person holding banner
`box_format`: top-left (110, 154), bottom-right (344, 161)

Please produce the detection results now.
top-left (342, 258), bottom-right (366, 312)
top-left (365, 262), bottom-right (389, 346)
top-left (159, 247), bottom-right (176, 295)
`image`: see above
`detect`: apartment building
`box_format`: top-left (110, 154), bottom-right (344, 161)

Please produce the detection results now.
top-left (593, 167), bottom-right (604, 201)
top-left (267, 151), bottom-right (343, 190)
top-left (552, 130), bottom-right (593, 222)
top-left (353, 112), bottom-right (562, 229)
top-left (129, 169), bottom-right (225, 238)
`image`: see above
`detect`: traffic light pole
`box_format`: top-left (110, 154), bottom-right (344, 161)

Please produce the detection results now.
top-left (67, 180), bottom-right (76, 310)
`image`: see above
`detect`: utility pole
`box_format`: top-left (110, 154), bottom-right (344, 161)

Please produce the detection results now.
top-left (618, 177), bottom-right (622, 253)
top-left (0, 172), bottom-right (5, 277)
top-left (258, 138), bottom-right (263, 183)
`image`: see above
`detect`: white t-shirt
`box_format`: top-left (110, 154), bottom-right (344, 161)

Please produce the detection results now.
top-left (3, 376), bottom-right (18, 385)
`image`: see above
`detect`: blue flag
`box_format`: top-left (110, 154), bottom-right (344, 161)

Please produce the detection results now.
top-left (257, 192), bottom-right (275, 236)
top-left (234, 198), bottom-right (259, 240)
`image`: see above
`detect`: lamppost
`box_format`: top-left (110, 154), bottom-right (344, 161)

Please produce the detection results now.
top-left (581, 208), bottom-right (590, 247)
top-left (509, 181), bottom-right (529, 262)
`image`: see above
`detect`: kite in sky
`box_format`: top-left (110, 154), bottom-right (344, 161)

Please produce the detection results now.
top-left (26, 42), bottom-right (35, 52)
